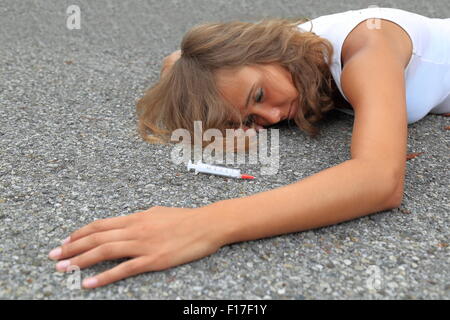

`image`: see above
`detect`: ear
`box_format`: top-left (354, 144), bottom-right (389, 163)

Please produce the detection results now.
top-left (160, 50), bottom-right (182, 78)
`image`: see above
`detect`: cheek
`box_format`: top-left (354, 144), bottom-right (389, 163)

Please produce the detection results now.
top-left (272, 76), bottom-right (298, 99)
top-left (274, 66), bottom-right (297, 95)
top-left (287, 83), bottom-right (299, 101)
top-left (272, 85), bottom-right (298, 102)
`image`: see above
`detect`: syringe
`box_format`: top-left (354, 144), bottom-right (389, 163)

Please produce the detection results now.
top-left (187, 160), bottom-right (255, 179)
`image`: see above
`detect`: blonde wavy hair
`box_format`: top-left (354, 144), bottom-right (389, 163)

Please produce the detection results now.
top-left (136, 17), bottom-right (344, 151)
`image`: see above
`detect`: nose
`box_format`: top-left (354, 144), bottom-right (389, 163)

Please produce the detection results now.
top-left (252, 105), bottom-right (283, 125)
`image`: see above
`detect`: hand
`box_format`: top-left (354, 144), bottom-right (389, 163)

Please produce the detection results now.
top-left (160, 49), bottom-right (182, 78)
top-left (48, 205), bottom-right (220, 289)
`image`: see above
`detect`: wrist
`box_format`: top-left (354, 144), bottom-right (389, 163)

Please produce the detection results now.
top-left (192, 200), bottom-right (237, 248)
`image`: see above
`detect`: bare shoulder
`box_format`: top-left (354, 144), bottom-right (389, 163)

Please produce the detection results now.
top-left (341, 18), bottom-right (413, 70)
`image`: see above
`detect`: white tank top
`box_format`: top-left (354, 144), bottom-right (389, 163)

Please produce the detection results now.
top-left (297, 7), bottom-right (450, 124)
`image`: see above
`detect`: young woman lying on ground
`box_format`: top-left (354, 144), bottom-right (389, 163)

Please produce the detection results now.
top-left (48, 7), bottom-right (450, 289)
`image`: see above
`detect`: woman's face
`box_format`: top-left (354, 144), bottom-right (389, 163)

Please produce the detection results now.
top-left (215, 63), bottom-right (299, 129)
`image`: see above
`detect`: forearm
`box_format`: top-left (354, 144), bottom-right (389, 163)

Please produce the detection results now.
top-left (197, 159), bottom-right (398, 246)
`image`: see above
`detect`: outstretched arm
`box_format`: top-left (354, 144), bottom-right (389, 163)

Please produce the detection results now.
top-left (198, 158), bottom-right (400, 246)
top-left (201, 28), bottom-right (409, 245)
top-left (48, 33), bottom-right (407, 288)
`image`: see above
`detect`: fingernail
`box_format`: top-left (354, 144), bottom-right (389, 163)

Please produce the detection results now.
top-left (62, 236), bottom-right (71, 245)
top-left (83, 277), bottom-right (98, 288)
top-left (48, 247), bottom-right (62, 260)
top-left (56, 260), bottom-right (71, 271)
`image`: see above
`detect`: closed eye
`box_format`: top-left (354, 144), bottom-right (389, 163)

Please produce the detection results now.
top-left (255, 88), bottom-right (264, 103)
top-left (243, 88), bottom-right (264, 126)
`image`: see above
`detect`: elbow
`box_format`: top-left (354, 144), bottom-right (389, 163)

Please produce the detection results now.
top-left (382, 173), bottom-right (405, 209)
top-left (369, 159), bottom-right (406, 210)
top-left (355, 159), bottom-right (405, 210)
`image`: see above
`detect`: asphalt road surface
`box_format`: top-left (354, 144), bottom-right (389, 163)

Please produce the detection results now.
top-left (0, 0), bottom-right (449, 299)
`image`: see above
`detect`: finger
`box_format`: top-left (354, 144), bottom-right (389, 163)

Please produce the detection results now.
top-left (67, 214), bottom-right (134, 243)
top-left (59, 240), bottom-right (141, 273)
top-left (52, 228), bottom-right (131, 263)
top-left (82, 256), bottom-right (152, 289)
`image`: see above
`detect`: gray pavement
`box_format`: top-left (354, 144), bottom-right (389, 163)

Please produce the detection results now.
top-left (0, 0), bottom-right (449, 300)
